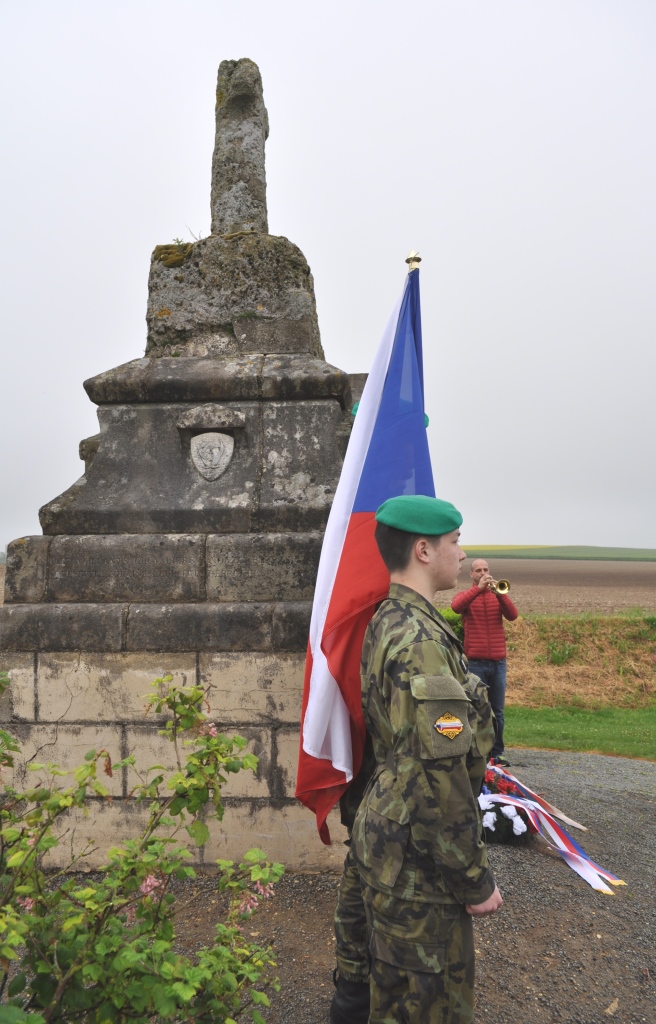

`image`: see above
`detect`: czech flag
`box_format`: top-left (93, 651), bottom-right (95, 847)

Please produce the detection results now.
top-left (295, 266), bottom-right (435, 843)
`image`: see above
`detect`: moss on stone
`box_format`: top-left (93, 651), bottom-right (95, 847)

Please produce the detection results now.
top-left (153, 244), bottom-right (193, 268)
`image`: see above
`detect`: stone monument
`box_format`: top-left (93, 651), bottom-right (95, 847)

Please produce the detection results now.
top-left (0, 59), bottom-right (359, 869)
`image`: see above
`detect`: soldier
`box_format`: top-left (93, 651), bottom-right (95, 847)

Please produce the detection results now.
top-left (333, 494), bottom-right (502, 1024)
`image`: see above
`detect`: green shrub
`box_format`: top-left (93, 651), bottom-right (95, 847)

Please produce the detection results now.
top-left (437, 607), bottom-right (463, 642)
top-left (0, 671), bottom-right (283, 1024)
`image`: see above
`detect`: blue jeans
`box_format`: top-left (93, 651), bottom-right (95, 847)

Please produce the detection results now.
top-left (467, 658), bottom-right (507, 758)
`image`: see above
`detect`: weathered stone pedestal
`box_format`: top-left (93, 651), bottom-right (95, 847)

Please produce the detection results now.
top-left (0, 59), bottom-right (356, 868)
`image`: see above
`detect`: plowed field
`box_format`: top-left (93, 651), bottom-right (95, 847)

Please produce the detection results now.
top-left (440, 558), bottom-right (656, 614)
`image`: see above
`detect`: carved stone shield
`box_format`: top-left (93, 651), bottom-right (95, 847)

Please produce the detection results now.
top-left (190, 432), bottom-right (234, 481)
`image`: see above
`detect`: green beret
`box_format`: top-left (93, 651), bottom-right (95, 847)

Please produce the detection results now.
top-left (375, 495), bottom-right (463, 535)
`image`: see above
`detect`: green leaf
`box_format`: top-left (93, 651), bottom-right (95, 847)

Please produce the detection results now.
top-left (112, 948), bottom-right (141, 971)
top-left (7, 973), bottom-right (27, 997)
top-left (6, 851), bottom-right (27, 868)
top-left (242, 848), bottom-right (267, 863)
top-left (186, 819), bottom-right (210, 847)
top-left (73, 887), bottom-right (97, 900)
top-left (171, 981), bottom-right (196, 1001)
top-left (61, 913), bottom-right (85, 933)
top-left (151, 984), bottom-right (177, 1016)
top-left (0, 1009), bottom-right (46, 1024)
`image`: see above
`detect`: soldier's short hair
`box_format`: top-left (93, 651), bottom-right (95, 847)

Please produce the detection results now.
top-left (375, 522), bottom-right (440, 572)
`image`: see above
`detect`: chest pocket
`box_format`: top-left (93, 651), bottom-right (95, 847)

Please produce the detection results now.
top-left (410, 675), bottom-right (472, 760)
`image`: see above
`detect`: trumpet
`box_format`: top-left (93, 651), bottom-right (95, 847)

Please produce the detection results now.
top-left (488, 579), bottom-right (511, 595)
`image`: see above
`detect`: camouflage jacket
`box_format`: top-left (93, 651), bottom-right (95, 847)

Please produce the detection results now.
top-left (352, 583), bottom-right (496, 906)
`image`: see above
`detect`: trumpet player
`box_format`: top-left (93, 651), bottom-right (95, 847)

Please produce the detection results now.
top-left (451, 559), bottom-right (518, 766)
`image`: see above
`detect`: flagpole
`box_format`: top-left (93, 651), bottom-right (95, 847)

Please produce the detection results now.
top-left (405, 250), bottom-right (422, 271)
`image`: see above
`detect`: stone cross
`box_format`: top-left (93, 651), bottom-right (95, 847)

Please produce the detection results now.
top-left (1, 56), bottom-right (356, 872)
top-left (211, 58), bottom-right (269, 236)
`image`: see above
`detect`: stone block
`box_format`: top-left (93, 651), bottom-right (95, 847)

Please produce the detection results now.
top-left (236, 318), bottom-right (316, 355)
top-left (257, 401), bottom-right (342, 531)
top-left (40, 402), bottom-right (262, 535)
top-left (45, 800), bottom-right (171, 870)
top-left (206, 534), bottom-right (321, 602)
top-left (48, 535), bottom-right (205, 603)
top-left (85, 356), bottom-right (263, 405)
top-left (126, 603), bottom-right (272, 651)
top-left (0, 653), bottom-right (35, 722)
top-left (274, 727), bottom-right (302, 799)
top-left (0, 604), bottom-right (125, 652)
top-left (36, 653), bottom-right (196, 723)
top-left (4, 536), bottom-right (50, 603)
top-left (145, 234), bottom-right (323, 358)
top-left (199, 652), bottom-right (304, 724)
top-left (202, 802), bottom-right (347, 870)
top-left (124, 725), bottom-right (270, 799)
top-left (42, 799), bottom-right (346, 870)
top-left (9, 723), bottom-right (124, 796)
top-left (261, 356), bottom-right (349, 403)
top-left (272, 603), bottom-right (312, 651)
top-left (348, 373), bottom-right (368, 406)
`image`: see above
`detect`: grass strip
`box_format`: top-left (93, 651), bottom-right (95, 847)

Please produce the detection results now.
top-left (505, 705), bottom-right (656, 761)
top-left (463, 545), bottom-right (656, 561)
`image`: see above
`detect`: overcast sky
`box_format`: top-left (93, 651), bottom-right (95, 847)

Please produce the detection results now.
top-left (1, 0), bottom-right (654, 550)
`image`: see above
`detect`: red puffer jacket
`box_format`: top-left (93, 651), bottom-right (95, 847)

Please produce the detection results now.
top-left (450, 586), bottom-right (518, 660)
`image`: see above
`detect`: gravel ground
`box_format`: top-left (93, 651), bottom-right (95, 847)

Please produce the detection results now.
top-left (198, 749), bottom-right (655, 1024)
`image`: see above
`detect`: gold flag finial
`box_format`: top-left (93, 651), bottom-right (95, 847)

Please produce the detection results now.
top-left (405, 250), bottom-right (422, 272)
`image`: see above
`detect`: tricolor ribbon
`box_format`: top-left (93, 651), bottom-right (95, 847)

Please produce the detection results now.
top-left (481, 766), bottom-right (625, 896)
top-left (487, 763), bottom-right (587, 831)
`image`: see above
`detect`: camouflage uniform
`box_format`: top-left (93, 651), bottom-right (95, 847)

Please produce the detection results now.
top-left (334, 735), bottom-right (376, 985)
top-left (351, 582), bottom-right (496, 1024)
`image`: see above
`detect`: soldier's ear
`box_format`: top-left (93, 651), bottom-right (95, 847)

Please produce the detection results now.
top-left (414, 537), bottom-right (431, 564)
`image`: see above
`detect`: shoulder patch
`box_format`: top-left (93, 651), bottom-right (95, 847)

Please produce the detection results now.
top-left (433, 711), bottom-right (465, 740)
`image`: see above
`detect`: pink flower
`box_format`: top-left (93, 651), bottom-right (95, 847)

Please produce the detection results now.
top-left (207, 724), bottom-right (218, 737)
top-left (238, 893), bottom-right (259, 914)
top-left (26, 836), bottom-right (37, 847)
top-left (254, 881), bottom-right (275, 899)
top-left (140, 875), bottom-right (161, 897)
top-left (17, 897), bottom-right (35, 911)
